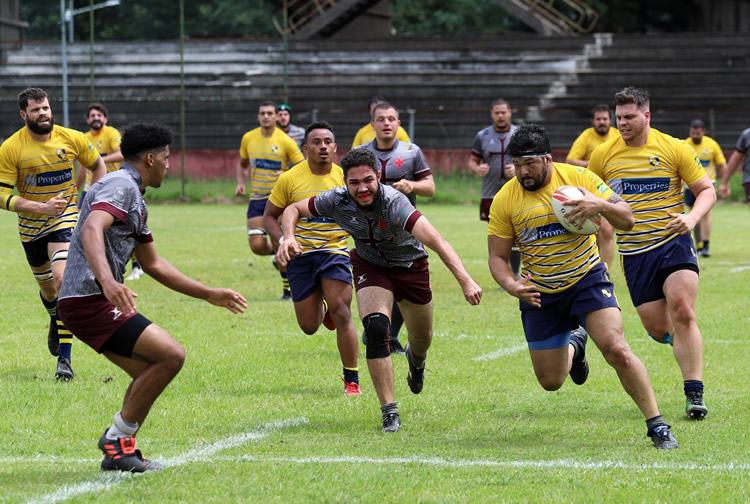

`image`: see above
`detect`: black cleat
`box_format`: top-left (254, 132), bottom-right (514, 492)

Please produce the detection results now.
top-left (278, 290), bottom-right (292, 302)
top-left (405, 344), bottom-right (425, 394)
top-left (98, 429), bottom-right (164, 472)
top-left (686, 391), bottom-right (708, 420)
top-left (48, 319), bottom-right (60, 356)
top-left (648, 424), bottom-right (679, 449)
top-left (569, 328), bottom-right (589, 385)
top-left (55, 358), bottom-right (74, 381)
top-left (390, 338), bottom-right (405, 355)
top-left (382, 412), bottom-right (401, 433)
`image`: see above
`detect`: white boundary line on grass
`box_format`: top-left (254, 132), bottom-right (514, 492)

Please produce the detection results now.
top-left (473, 344), bottom-right (527, 361)
top-left (25, 417), bottom-right (308, 504)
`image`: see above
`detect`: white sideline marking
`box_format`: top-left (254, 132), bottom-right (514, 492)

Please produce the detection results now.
top-left (729, 265), bottom-right (750, 273)
top-left (220, 454), bottom-right (750, 472)
top-left (473, 344), bottom-right (527, 361)
top-left (25, 417), bottom-right (307, 504)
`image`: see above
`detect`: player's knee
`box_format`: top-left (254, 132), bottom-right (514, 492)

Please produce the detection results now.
top-left (601, 342), bottom-right (633, 370)
top-left (363, 312), bottom-right (391, 360)
top-left (670, 302), bottom-right (696, 327)
top-left (536, 371), bottom-right (565, 391)
top-left (163, 342), bottom-right (186, 375)
top-left (329, 301), bottom-right (351, 327)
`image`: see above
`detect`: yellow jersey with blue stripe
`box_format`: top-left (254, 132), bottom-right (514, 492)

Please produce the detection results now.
top-left (83, 125), bottom-right (122, 191)
top-left (683, 135), bottom-right (725, 183)
top-left (567, 126), bottom-right (619, 162)
top-left (588, 128), bottom-right (706, 255)
top-left (239, 127), bottom-right (303, 201)
top-left (0, 125), bottom-right (99, 242)
top-left (269, 160), bottom-right (349, 257)
top-left (488, 163), bottom-right (614, 293)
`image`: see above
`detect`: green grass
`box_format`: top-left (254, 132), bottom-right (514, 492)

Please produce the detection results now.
top-left (1, 202), bottom-right (749, 503)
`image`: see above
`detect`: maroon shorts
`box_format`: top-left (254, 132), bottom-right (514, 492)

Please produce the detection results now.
top-left (58, 294), bottom-right (151, 355)
top-left (480, 198), bottom-right (493, 222)
top-left (350, 249), bottom-right (432, 305)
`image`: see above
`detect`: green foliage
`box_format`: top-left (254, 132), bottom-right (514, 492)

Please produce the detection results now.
top-left (2, 203), bottom-right (750, 502)
top-left (391, 0), bottom-right (530, 36)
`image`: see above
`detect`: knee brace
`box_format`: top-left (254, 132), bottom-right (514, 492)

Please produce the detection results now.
top-left (247, 227), bottom-right (267, 238)
top-left (51, 249), bottom-right (68, 264)
top-left (363, 312), bottom-right (391, 360)
top-left (34, 269), bottom-right (54, 283)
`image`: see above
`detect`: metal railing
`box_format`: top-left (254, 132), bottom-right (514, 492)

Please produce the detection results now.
top-left (524, 0), bottom-right (599, 34)
top-left (272, 0), bottom-right (337, 36)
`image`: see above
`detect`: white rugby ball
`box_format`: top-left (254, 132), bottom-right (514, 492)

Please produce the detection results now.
top-left (551, 185), bottom-right (601, 235)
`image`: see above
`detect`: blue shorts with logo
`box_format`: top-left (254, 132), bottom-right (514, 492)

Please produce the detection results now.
top-left (622, 232), bottom-right (699, 307)
top-left (246, 198), bottom-right (268, 219)
top-left (520, 262), bottom-right (619, 350)
top-left (286, 251), bottom-right (353, 302)
top-left (22, 228), bottom-right (73, 267)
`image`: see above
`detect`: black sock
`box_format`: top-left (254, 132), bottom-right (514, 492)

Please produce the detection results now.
top-left (684, 380), bottom-right (703, 395)
top-left (380, 401), bottom-right (398, 417)
top-left (646, 414), bottom-right (666, 432)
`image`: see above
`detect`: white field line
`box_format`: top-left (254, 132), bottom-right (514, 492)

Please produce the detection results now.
top-left (221, 454), bottom-right (750, 472)
top-left (24, 417), bottom-right (308, 504)
top-left (729, 265), bottom-right (750, 273)
top-left (473, 343), bottom-right (527, 361)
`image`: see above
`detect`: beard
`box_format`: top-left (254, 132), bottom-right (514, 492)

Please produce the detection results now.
top-left (26, 115), bottom-right (54, 135)
top-left (89, 119), bottom-right (104, 130)
top-left (595, 125), bottom-right (609, 135)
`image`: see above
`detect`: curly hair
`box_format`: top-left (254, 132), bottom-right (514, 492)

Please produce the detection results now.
top-left (340, 148), bottom-right (377, 178)
top-left (507, 123), bottom-right (551, 158)
top-left (304, 121), bottom-right (335, 144)
top-left (120, 122), bottom-right (173, 160)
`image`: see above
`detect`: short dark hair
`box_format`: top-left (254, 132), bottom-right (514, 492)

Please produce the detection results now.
top-left (259, 100), bottom-right (277, 110)
top-left (304, 120), bottom-right (335, 144)
top-left (87, 102), bottom-right (108, 118)
top-left (491, 98), bottom-right (510, 109)
top-left (690, 119), bottom-right (705, 129)
top-left (368, 96), bottom-right (387, 111)
top-left (18, 87), bottom-right (48, 110)
top-left (341, 148), bottom-right (377, 178)
top-left (371, 102), bottom-right (399, 120)
top-left (614, 87), bottom-right (650, 110)
top-left (591, 104), bottom-right (610, 117)
top-left (507, 123), bottom-right (551, 158)
top-left (120, 122), bottom-right (172, 161)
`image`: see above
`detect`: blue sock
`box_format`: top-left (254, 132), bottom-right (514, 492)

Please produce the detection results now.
top-left (684, 380), bottom-right (703, 394)
top-left (343, 367), bottom-right (359, 384)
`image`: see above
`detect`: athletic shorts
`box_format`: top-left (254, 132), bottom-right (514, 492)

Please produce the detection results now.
top-left (246, 198), bottom-right (267, 219)
top-left (480, 198), bottom-right (493, 222)
top-left (58, 294), bottom-right (152, 357)
top-left (22, 229), bottom-right (72, 267)
top-left (350, 248), bottom-right (432, 305)
top-left (286, 252), bottom-right (353, 302)
top-left (684, 183), bottom-right (715, 207)
top-left (743, 182), bottom-right (750, 203)
top-left (621, 233), bottom-right (699, 307)
top-left (520, 262), bottom-right (619, 348)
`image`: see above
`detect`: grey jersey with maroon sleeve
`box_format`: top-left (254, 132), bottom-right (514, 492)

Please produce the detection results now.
top-left (357, 139), bottom-right (432, 206)
top-left (471, 123), bottom-right (518, 199)
top-left (59, 164), bottom-right (152, 299)
top-left (310, 184), bottom-right (427, 268)
top-left (735, 127), bottom-right (750, 183)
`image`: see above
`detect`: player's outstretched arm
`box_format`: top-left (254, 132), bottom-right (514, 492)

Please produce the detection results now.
top-left (392, 176), bottom-right (436, 197)
top-left (410, 215), bottom-right (482, 305)
top-left (276, 199), bottom-right (313, 266)
top-left (134, 242), bottom-right (247, 313)
top-left (488, 235), bottom-right (540, 307)
top-left (88, 156), bottom-right (107, 185)
top-left (564, 188), bottom-right (634, 231)
top-left (1, 191), bottom-right (69, 217)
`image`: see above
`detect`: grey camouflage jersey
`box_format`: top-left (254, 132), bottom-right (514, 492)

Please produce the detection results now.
top-left (285, 124), bottom-right (305, 149)
top-left (59, 164), bottom-right (152, 299)
top-left (311, 184), bottom-right (426, 268)
top-left (735, 127), bottom-right (750, 183)
top-left (471, 123), bottom-right (518, 198)
top-left (357, 139), bottom-right (432, 206)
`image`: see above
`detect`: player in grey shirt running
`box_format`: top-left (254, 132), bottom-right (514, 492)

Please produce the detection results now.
top-left (719, 127), bottom-right (750, 209)
top-left (58, 122), bottom-right (247, 473)
top-left (278, 148), bottom-right (482, 432)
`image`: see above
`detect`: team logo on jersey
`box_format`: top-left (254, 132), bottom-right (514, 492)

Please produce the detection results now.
top-left (271, 144), bottom-right (279, 154)
top-left (378, 219), bottom-right (387, 230)
top-left (57, 148), bottom-right (67, 160)
top-left (649, 156), bottom-right (660, 166)
top-left (394, 158), bottom-right (404, 168)
top-left (113, 187), bottom-right (127, 205)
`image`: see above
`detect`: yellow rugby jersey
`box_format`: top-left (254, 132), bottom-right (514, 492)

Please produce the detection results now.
top-left (82, 125), bottom-right (122, 191)
top-left (567, 126), bottom-right (619, 162)
top-left (684, 135), bottom-right (726, 183)
top-left (351, 123), bottom-right (410, 148)
top-left (488, 163), bottom-right (613, 293)
top-left (239, 127), bottom-right (303, 201)
top-left (588, 128), bottom-right (706, 255)
top-left (269, 160), bottom-right (349, 256)
top-left (0, 125), bottom-right (99, 242)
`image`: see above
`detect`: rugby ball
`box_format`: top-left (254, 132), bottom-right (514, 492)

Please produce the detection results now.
top-left (551, 185), bottom-right (601, 235)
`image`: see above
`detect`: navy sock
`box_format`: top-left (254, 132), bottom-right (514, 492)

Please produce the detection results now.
top-left (343, 367), bottom-right (359, 384)
top-left (684, 380), bottom-right (703, 394)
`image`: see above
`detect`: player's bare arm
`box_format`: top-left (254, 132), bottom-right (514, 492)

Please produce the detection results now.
top-left (134, 241), bottom-right (246, 313)
top-left (101, 147), bottom-right (124, 165)
top-left (667, 175), bottom-right (716, 235)
top-left (392, 175), bottom-right (435, 197)
top-left (488, 235), bottom-right (540, 307)
top-left (81, 209), bottom-right (138, 315)
top-left (468, 153), bottom-right (489, 177)
top-left (262, 200), bottom-right (284, 247)
top-left (563, 189), bottom-right (634, 231)
top-left (276, 199), bottom-right (313, 266)
top-left (410, 216), bottom-right (482, 305)
top-left (2, 191), bottom-right (68, 216)
top-left (88, 156), bottom-right (107, 184)
top-left (719, 151), bottom-right (744, 198)
top-left (235, 158), bottom-right (250, 196)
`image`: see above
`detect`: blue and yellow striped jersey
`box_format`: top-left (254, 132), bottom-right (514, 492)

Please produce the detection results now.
top-left (588, 128), bottom-right (706, 255)
top-left (0, 125), bottom-right (100, 242)
top-left (684, 135), bottom-right (725, 183)
top-left (269, 160), bottom-right (349, 257)
top-left (488, 163), bottom-right (614, 293)
top-left (239, 127), bottom-right (303, 201)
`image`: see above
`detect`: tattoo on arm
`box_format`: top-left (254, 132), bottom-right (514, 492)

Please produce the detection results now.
top-left (607, 193), bottom-right (624, 204)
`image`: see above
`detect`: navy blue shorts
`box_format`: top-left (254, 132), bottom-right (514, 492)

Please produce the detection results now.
top-left (622, 233), bottom-right (699, 307)
top-left (286, 251), bottom-right (353, 302)
top-left (520, 262), bottom-right (619, 349)
top-left (22, 228), bottom-right (73, 267)
top-left (246, 198), bottom-right (267, 219)
top-left (683, 188), bottom-right (697, 207)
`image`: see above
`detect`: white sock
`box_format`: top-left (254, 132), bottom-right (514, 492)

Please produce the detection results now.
top-left (106, 411), bottom-right (139, 439)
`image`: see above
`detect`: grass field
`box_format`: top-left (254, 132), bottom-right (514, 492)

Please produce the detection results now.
top-left (1, 202), bottom-right (749, 503)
